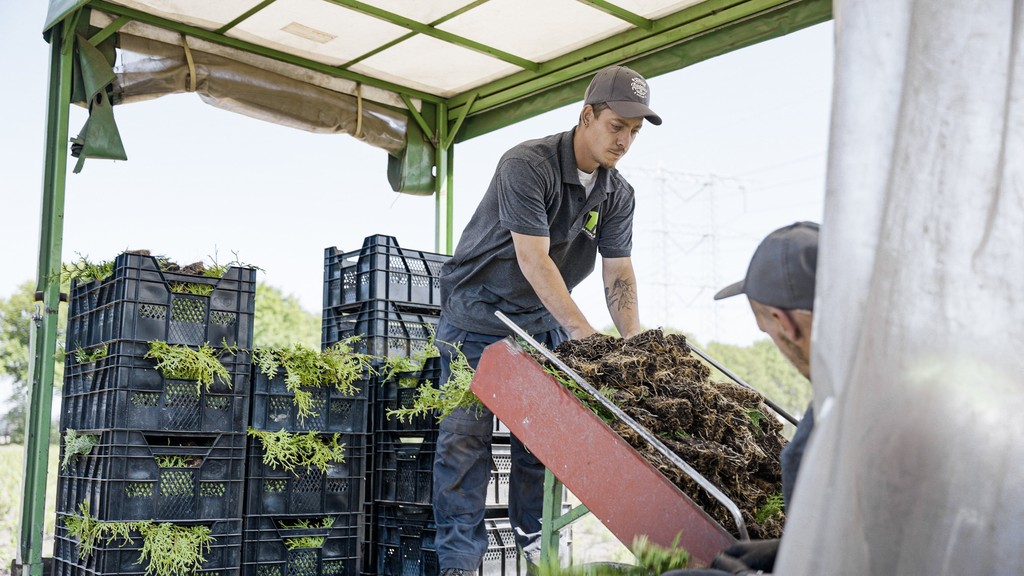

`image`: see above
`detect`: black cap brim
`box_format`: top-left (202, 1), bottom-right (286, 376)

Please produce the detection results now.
top-left (713, 280), bottom-right (746, 301)
top-left (607, 101), bottom-right (662, 125)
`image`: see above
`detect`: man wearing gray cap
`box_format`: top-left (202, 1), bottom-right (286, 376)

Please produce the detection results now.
top-left (692, 221), bottom-right (820, 575)
top-left (433, 65), bottom-right (662, 576)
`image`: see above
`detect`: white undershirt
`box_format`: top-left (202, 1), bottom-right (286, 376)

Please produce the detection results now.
top-left (577, 169), bottom-right (598, 197)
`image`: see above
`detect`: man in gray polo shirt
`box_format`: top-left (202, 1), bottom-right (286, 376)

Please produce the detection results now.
top-left (432, 65), bottom-right (662, 575)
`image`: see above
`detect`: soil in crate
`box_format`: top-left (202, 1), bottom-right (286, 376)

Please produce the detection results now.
top-left (544, 330), bottom-right (788, 540)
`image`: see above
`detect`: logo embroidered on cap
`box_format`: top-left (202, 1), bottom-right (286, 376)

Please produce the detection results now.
top-left (630, 77), bottom-right (648, 98)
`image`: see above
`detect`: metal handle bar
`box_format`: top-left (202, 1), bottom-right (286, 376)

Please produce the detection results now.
top-left (686, 343), bottom-right (800, 427)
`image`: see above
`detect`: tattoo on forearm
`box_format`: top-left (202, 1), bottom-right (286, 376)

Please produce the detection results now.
top-left (605, 278), bottom-right (637, 312)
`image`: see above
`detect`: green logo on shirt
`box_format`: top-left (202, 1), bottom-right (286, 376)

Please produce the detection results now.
top-left (582, 210), bottom-right (599, 239)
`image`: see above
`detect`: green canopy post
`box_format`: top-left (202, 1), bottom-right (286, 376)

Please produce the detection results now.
top-left (17, 18), bottom-right (74, 576)
top-left (435, 101), bottom-right (454, 255)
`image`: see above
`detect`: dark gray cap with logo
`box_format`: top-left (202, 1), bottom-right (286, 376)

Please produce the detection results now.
top-left (714, 221), bottom-right (819, 310)
top-left (584, 65), bottom-right (662, 125)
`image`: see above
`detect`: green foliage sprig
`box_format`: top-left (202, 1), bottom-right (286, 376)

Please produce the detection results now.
top-left (74, 344), bottom-right (108, 364)
top-left (630, 534), bottom-right (690, 574)
top-left (381, 338), bottom-right (439, 384)
top-left (285, 536), bottom-right (325, 550)
top-left (64, 503), bottom-right (213, 576)
top-left (60, 256), bottom-right (115, 284)
top-left (247, 428), bottom-right (346, 474)
top-left (145, 341), bottom-right (233, 394)
top-left (61, 429), bottom-right (100, 471)
top-left (755, 492), bottom-right (785, 524)
top-left (154, 455), bottom-right (194, 468)
top-left (168, 282), bottom-right (214, 296)
top-left (278, 517), bottom-right (335, 530)
top-left (745, 408), bottom-right (766, 437)
top-left (253, 339), bottom-right (376, 422)
top-left (386, 344), bottom-right (481, 424)
top-left (64, 503), bottom-right (135, 558)
top-left (137, 521), bottom-right (213, 576)
top-left (380, 356), bottom-right (420, 385)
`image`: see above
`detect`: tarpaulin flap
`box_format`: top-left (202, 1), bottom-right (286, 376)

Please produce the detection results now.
top-left (776, 1), bottom-right (1024, 575)
top-left (113, 32), bottom-right (409, 155)
top-left (43, 0), bottom-right (89, 39)
top-left (387, 119), bottom-right (435, 195)
top-left (70, 33), bottom-right (127, 172)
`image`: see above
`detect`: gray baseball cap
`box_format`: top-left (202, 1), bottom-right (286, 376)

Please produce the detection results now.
top-left (584, 65), bottom-right (662, 125)
top-left (714, 221), bottom-right (819, 310)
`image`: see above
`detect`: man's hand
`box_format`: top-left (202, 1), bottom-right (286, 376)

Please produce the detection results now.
top-left (711, 538), bottom-right (780, 573)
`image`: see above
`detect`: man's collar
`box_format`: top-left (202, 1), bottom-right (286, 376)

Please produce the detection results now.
top-left (561, 127), bottom-right (616, 193)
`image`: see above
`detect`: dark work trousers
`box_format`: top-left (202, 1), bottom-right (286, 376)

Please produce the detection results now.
top-left (432, 315), bottom-right (569, 571)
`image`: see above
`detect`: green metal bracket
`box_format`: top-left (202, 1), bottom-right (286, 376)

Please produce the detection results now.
top-left (88, 15), bottom-right (129, 45)
top-left (442, 92), bottom-right (477, 150)
top-left (401, 93), bottom-right (436, 143)
top-left (540, 468), bottom-right (591, 570)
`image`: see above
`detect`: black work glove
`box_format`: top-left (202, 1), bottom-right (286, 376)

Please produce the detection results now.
top-left (711, 538), bottom-right (780, 573)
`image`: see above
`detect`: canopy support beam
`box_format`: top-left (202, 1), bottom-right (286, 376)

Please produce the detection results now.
top-left (17, 19), bottom-right (74, 576)
top-left (453, 0), bottom-right (831, 141)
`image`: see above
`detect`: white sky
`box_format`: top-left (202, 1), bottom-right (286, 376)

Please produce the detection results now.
top-left (0, 3), bottom-right (833, 348)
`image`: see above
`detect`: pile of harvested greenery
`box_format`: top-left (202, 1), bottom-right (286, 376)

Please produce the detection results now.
top-left (543, 329), bottom-right (787, 540)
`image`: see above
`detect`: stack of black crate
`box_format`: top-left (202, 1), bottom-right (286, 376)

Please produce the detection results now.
top-left (322, 235), bottom-right (518, 576)
top-left (54, 252), bottom-right (255, 576)
top-left (242, 346), bottom-right (371, 576)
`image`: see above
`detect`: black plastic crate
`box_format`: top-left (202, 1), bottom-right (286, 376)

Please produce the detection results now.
top-left (373, 434), bottom-right (510, 509)
top-left (67, 252), bottom-right (256, 349)
top-left (56, 430), bottom-right (246, 522)
top-left (373, 358), bottom-right (441, 436)
top-left (372, 505), bottom-right (517, 576)
top-left (242, 513), bottom-right (361, 576)
top-left (323, 236), bottom-right (448, 311)
top-left (61, 340), bottom-right (250, 434)
top-left (322, 301), bottom-right (439, 359)
top-left (371, 432), bottom-right (435, 506)
top-left (246, 434), bottom-right (368, 516)
top-left (250, 366), bottom-right (370, 434)
top-left (54, 516), bottom-right (241, 576)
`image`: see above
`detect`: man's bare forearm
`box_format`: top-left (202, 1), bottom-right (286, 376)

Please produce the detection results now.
top-left (604, 257), bottom-right (641, 338)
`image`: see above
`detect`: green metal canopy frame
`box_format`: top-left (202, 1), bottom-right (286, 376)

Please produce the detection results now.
top-left (20, 1), bottom-right (831, 574)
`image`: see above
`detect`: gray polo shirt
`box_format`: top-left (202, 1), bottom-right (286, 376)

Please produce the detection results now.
top-left (440, 128), bottom-right (636, 335)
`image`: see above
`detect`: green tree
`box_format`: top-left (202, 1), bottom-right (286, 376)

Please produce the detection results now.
top-left (253, 283), bottom-right (320, 349)
top-left (0, 281), bottom-right (67, 444)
